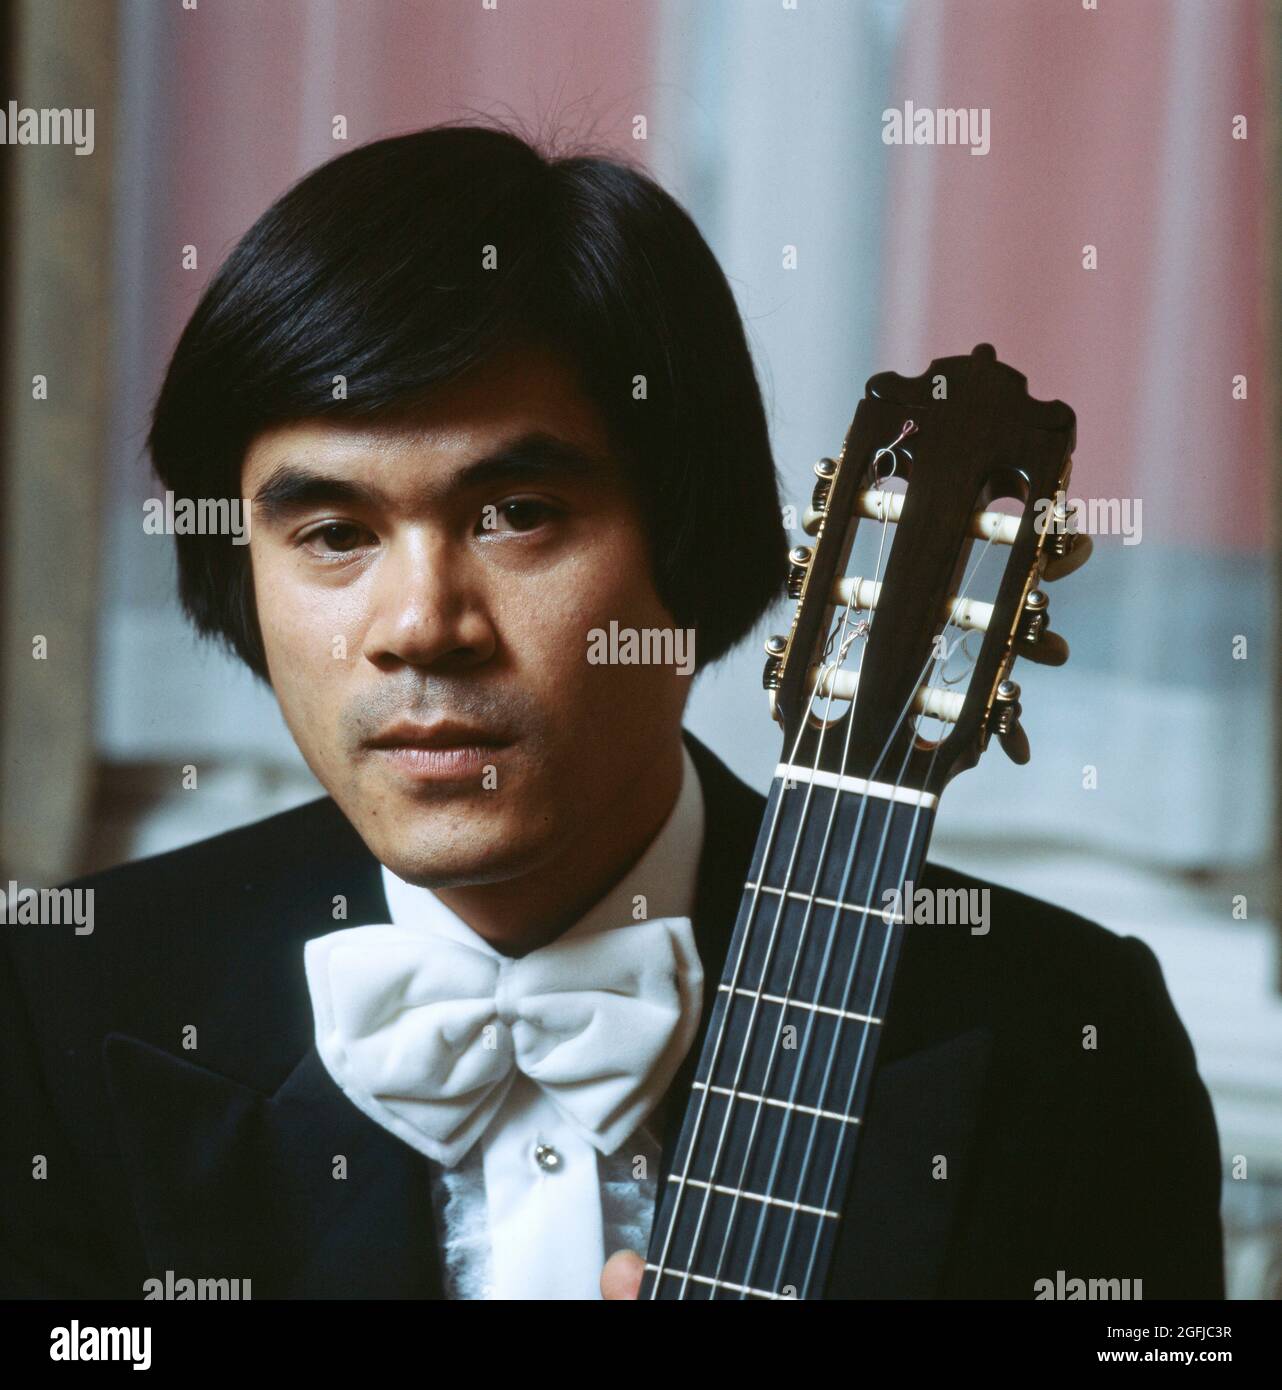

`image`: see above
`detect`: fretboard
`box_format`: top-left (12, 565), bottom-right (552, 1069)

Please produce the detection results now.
top-left (642, 764), bottom-right (937, 1300)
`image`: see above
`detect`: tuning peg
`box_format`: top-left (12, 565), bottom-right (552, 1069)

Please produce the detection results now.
top-left (1020, 630), bottom-right (1069, 665)
top-left (806, 458), bottom-right (838, 531)
top-left (992, 679), bottom-right (1030, 764)
top-left (1015, 590), bottom-right (1070, 666)
top-left (762, 634), bottom-right (788, 690)
top-left (786, 546), bottom-right (813, 599)
top-left (999, 720), bottom-right (1031, 764)
top-left (1040, 529), bottom-right (1093, 581)
top-left (811, 459), bottom-right (837, 508)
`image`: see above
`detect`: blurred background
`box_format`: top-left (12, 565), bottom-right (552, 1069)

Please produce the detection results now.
top-left (0, 0), bottom-right (1276, 1297)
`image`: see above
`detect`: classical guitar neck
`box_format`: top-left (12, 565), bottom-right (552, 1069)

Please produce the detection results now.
top-left (642, 769), bottom-right (936, 1299)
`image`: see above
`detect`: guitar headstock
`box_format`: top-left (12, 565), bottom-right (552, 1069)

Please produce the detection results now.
top-left (764, 344), bottom-right (1089, 801)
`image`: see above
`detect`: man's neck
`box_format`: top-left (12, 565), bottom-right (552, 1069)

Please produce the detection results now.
top-left (432, 737), bottom-right (688, 957)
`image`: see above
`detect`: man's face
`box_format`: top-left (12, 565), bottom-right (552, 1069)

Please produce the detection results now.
top-left (242, 345), bottom-right (692, 898)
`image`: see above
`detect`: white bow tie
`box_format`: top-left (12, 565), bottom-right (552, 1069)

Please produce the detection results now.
top-left (304, 916), bottom-right (703, 1167)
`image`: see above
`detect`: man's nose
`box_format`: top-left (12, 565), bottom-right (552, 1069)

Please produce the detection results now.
top-left (360, 529), bottom-right (496, 671)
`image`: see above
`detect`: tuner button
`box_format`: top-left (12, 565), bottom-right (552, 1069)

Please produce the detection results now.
top-left (1041, 531), bottom-right (1093, 581)
top-left (813, 456), bottom-right (838, 479)
top-left (786, 546), bottom-right (813, 599)
top-left (992, 678), bottom-right (1021, 728)
top-left (762, 634), bottom-right (787, 690)
top-left (992, 680), bottom-right (1030, 764)
top-left (1017, 589), bottom-right (1049, 641)
top-left (1016, 591), bottom-right (1069, 665)
top-left (1019, 629), bottom-right (1070, 666)
top-left (998, 719), bottom-right (1031, 765)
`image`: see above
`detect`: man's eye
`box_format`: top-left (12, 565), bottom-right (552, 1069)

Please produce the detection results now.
top-left (482, 498), bottom-right (557, 534)
top-left (302, 522), bottom-right (373, 554)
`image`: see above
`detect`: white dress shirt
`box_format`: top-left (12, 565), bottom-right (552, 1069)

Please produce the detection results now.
top-left (377, 742), bottom-right (705, 1300)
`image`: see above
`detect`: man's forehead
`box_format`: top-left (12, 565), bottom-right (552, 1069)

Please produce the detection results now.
top-left (241, 346), bottom-right (610, 488)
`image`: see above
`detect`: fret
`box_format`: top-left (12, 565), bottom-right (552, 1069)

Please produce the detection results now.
top-left (692, 1081), bottom-right (863, 1126)
top-left (699, 991), bottom-right (870, 1111)
top-left (671, 1085), bottom-right (851, 1211)
top-left (743, 880), bottom-right (906, 923)
top-left (647, 1187), bottom-right (838, 1298)
top-left (642, 1266), bottom-right (785, 1300)
top-left (734, 895), bottom-right (896, 1015)
top-left (664, 1175), bottom-right (842, 1220)
top-left (717, 983), bottom-right (880, 1026)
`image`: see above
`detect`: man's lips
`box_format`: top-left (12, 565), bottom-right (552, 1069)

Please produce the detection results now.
top-left (365, 720), bottom-right (510, 751)
top-left (364, 721), bottom-right (512, 783)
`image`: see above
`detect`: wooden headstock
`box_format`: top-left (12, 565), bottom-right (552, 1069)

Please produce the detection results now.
top-left (764, 344), bottom-right (1088, 800)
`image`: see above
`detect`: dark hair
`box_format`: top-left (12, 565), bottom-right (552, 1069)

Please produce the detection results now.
top-left (148, 123), bottom-right (788, 678)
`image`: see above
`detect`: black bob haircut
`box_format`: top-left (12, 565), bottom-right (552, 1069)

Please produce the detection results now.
top-left (149, 123), bottom-right (789, 679)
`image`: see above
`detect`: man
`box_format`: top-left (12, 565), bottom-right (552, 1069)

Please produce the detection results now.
top-left (0, 125), bottom-right (1223, 1300)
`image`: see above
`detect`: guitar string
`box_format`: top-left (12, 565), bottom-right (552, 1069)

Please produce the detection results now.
top-left (798, 532), bottom-right (1007, 1295)
top-left (699, 451), bottom-right (905, 1293)
top-left (736, 529), bottom-right (996, 1296)
top-left (646, 427), bottom-right (908, 1298)
top-left (659, 516), bottom-right (875, 1298)
top-left (795, 632), bottom-right (974, 1297)
top-left (669, 437), bottom-right (921, 1298)
top-left (773, 558), bottom-right (987, 1298)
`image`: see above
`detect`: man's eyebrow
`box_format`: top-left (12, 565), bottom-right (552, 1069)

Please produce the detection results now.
top-left (251, 431), bottom-right (610, 523)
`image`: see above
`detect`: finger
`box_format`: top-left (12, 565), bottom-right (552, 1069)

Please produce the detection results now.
top-left (601, 1249), bottom-right (644, 1300)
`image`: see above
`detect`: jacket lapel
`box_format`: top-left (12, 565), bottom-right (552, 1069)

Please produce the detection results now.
top-left (104, 804), bottom-right (448, 1298)
top-left (105, 1033), bottom-right (443, 1298)
top-left (825, 1026), bottom-right (992, 1297)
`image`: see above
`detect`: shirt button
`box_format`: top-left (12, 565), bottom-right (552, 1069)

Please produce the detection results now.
top-left (533, 1142), bottom-right (562, 1173)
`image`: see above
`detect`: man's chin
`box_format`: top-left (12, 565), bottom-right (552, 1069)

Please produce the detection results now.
top-left (374, 848), bottom-right (542, 892)
top-left (363, 813), bottom-right (551, 891)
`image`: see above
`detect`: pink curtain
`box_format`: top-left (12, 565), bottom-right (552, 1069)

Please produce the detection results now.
top-left (878, 0), bottom-right (1272, 549)
top-left (161, 0), bottom-right (658, 357)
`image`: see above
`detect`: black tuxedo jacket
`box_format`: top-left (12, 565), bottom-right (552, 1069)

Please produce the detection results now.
top-left (1, 732), bottom-right (1224, 1299)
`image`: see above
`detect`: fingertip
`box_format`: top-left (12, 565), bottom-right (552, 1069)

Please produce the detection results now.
top-left (601, 1248), bottom-right (644, 1300)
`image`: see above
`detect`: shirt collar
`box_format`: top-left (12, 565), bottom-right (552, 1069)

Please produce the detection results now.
top-left (379, 740), bottom-right (705, 957)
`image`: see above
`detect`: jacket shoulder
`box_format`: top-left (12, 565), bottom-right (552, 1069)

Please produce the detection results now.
top-left (920, 858), bottom-right (1149, 989)
top-left (65, 794), bottom-right (360, 904)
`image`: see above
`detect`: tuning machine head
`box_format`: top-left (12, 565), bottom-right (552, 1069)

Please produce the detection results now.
top-left (786, 546), bottom-right (813, 599)
top-left (992, 678), bottom-right (1030, 764)
top-left (762, 633), bottom-right (788, 691)
top-left (803, 458), bottom-right (839, 535)
top-left (1014, 589), bottom-right (1069, 666)
top-left (1039, 497), bottom-right (1094, 581)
